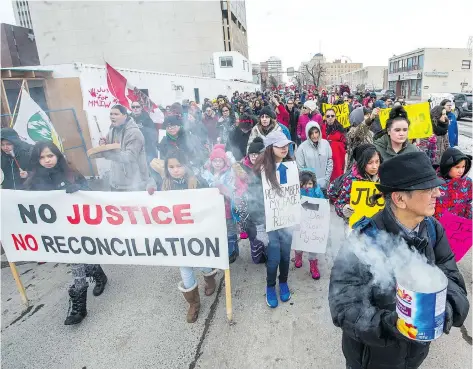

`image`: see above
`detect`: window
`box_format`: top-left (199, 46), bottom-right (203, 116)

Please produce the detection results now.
top-left (407, 58), bottom-right (413, 70)
top-left (418, 55), bottom-right (424, 68)
top-left (219, 56), bottom-right (233, 68)
top-left (242, 60), bottom-right (245, 70)
top-left (462, 60), bottom-right (471, 69)
top-left (412, 56), bottom-right (418, 69)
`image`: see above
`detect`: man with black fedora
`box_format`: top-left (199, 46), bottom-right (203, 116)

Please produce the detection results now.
top-left (329, 151), bottom-right (469, 369)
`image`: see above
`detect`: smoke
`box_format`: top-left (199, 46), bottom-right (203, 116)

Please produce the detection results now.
top-left (337, 229), bottom-right (447, 293)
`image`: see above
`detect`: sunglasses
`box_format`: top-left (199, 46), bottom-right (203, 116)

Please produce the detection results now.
top-left (326, 115), bottom-right (335, 118)
top-left (131, 105), bottom-right (141, 109)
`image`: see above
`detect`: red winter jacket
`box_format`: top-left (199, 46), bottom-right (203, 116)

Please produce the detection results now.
top-left (323, 124), bottom-right (346, 182)
top-left (434, 176), bottom-right (472, 220)
top-left (275, 103), bottom-right (290, 128)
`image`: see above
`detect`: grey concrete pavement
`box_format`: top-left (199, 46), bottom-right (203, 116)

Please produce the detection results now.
top-left (458, 118), bottom-right (472, 139)
top-left (2, 206), bottom-right (471, 369)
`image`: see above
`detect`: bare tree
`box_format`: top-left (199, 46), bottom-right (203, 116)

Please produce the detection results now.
top-left (305, 61), bottom-right (327, 88)
top-left (292, 74), bottom-right (304, 90)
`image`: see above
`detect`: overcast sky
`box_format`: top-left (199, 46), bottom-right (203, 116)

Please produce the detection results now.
top-left (246, 0), bottom-right (473, 70)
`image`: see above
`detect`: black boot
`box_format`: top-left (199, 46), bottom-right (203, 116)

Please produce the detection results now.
top-left (92, 265), bottom-right (108, 296)
top-left (64, 284), bottom-right (88, 325)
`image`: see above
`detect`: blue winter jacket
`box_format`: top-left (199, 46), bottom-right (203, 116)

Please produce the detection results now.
top-left (447, 111), bottom-right (458, 147)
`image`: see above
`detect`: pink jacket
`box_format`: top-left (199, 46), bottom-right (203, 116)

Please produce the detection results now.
top-left (297, 113), bottom-right (323, 141)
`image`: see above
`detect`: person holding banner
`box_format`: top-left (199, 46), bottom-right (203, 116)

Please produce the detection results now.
top-left (24, 141), bottom-right (108, 325)
top-left (252, 131), bottom-right (296, 308)
top-left (202, 145), bottom-right (239, 263)
top-left (434, 147), bottom-right (472, 221)
top-left (328, 144), bottom-right (382, 221)
top-left (157, 149), bottom-right (218, 323)
top-left (323, 108), bottom-right (347, 182)
top-left (329, 151), bottom-right (469, 369)
top-left (373, 105), bottom-right (418, 162)
top-left (1, 128), bottom-right (33, 189)
top-left (293, 169), bottom-right (326, 279)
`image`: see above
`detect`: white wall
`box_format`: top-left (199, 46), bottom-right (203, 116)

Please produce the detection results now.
top-left (422, 48), bottom-right (472, 99)
top-left (340, 66), bottom-right (385, 90)
top-left (29, 1), bottom-right (224, 76)
top-left (213, 51), bottom-right (252, 82)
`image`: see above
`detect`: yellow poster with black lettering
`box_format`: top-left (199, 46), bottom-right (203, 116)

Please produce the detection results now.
top-left (349, 181), bottom-right (385, 227)
top-left (379, 102), bottom-right (433, 139)
top-left (322, 103), bottom-right (350, 129)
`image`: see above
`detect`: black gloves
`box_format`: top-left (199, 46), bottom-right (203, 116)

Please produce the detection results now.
top-left (65, 183), bottom-right (81, 194)
top-left (382, 311), bottom-right (409, 341)
top-left (444, 302), bottom-right (453, 334)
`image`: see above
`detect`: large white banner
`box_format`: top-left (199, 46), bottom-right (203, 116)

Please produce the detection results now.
top-left (262, 161), bottom-right (301, 232)
top-left (1, 189), bottom-right (229, 269)
top-left (291, 197), bottom-right (330, 254)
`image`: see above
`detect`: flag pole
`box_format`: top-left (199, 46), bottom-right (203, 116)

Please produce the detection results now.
top-left (10, 80), bottom-right (25, 128)
top-left (224, 269), bottom-right (233, 322)
top-left (6, 255), bottom-right (29, 306)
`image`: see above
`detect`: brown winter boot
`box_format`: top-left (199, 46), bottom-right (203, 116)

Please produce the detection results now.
top-left (178, 282), bottom-right (200, 323)
top-left (203, 269), bottom-right (218, 296)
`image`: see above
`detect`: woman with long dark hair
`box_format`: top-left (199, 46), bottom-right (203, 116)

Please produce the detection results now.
top-left (249, 130), bottom-right (295, 308)
top-left (24, 141), bottom-right (108, 325)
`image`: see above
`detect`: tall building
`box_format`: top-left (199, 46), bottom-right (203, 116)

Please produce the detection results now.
top-left (265, 56), bottom-right (283, 85)
top-left (26, 1), bottom-right (249, 77)
top-left (388, 48), bottom-right (472, 100)
top-left (324, 59), bottom-right (363, 86)
top-left (12, 1), bottom-right (34, 29)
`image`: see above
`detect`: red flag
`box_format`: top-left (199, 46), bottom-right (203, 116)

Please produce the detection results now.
top-left (106, 63), bottom-right (164, 124)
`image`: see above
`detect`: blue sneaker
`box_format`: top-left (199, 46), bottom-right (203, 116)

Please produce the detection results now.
top-left (266, 286), bottom-right (278, 308)
top-left (279, 282), bottom-right (291, 302)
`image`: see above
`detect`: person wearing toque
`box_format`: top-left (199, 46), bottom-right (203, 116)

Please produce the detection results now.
top-left (329, 151), bottom-right (469, 369)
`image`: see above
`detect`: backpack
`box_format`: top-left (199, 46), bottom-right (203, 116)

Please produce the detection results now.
top-left (353, 216), bottom-right (437, 249)
top-left (329, 171), bottom-right (351, 199)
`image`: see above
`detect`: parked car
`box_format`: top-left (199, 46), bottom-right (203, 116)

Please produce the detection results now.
top-left (376, 89), bottom-right (395, 100)
top-left (453, 93), bottom-right (472, 119)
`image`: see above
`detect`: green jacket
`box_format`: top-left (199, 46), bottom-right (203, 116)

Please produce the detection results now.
top-left (374, 134), bottom-right (418, 161)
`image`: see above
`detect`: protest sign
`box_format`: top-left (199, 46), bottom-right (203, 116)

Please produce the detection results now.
top-left (439, 212), bottom-right (472, 262)
top-left (379, 102), bottom-right (433, 139)
top-left (291, 197), bottom-right (330, 254)
top-left (322, 103), bottom-right (350, 128)
top-left (0, 189), bottom-right (229, 269)
top-left (349, 181), bottom-right (385, 227)
top-left (262, 161), bottom-right (301, 232)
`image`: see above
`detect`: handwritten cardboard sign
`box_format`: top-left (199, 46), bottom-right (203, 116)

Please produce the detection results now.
top-left (379, 102), bottom-right (433, 139)
top-left (439, 212), bottom-right (472, 262)
top-left (291, 197), bottom-right (330, 254)
top-left (262, 161), bottom-right (301, 232)
top-left (349, 181), bottom-right (385, 227)
top-left (322, 103), bottom-right (350, 129)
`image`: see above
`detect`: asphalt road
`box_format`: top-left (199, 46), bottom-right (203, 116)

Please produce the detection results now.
top-left (1, 206), bottom-right (472, 369)
top-left (458, 117), bottom-right (472, 138)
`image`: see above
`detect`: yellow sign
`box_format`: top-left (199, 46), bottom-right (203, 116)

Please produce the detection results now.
top-left (322, 103), bottom-right (350, 129)
top-left (349, 181), bottom-right (385, 227)
top-left (379, 102), bottom-right (433, 139)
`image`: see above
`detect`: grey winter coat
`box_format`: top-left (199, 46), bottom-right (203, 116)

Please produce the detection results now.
top-left (295, 121), bottom-right (333, 189)
top-left (101, 118), bottom-right (154, 191)
top-left (246, 123), bottom-right (282, 154)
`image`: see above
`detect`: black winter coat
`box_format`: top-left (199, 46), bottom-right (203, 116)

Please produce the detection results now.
top-left (226, 127), bottom-right (251, 161)
top-left (286, 106), bottom-right (300, 142)
top-left (1, 128), bottom-right (33, 189)
top-left (159, 131), bottom-right (206, 168)
top-left (329, 209), bottom-right (469, 369)
top-left (24, 166), bottom-right (89, 191)
top-left (133, 112), bottom-right (157, 159)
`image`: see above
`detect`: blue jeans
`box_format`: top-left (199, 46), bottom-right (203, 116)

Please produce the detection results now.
top-left (266, 228), bottom-right (293, 287)
top-left (180, 267), bottom-right (213, 289)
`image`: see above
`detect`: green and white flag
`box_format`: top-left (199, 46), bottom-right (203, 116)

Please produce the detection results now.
top-left (14, 88), bottom-right (64, 152)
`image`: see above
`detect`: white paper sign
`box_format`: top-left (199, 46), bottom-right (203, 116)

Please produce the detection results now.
top-left (1, 188), bottom-right (229, 269)
top-left (291, 197), bottom-right (330, 254)
top-left (262, 161), bottom-right (301, 232)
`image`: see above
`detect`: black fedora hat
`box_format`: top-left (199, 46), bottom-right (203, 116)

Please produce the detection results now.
top-left (376, 152), bottom-right (445, 193)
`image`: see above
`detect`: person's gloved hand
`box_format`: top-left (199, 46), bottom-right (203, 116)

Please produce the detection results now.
top-left (444, 301), bottom-right (453, 334)
top-left (65, 183), bottom-right (81, 194)
top-left (147, 185), bottom-right (157, 195)
top-left (382, 311), bottom-right (409, 341)
top-left (342, 204), bottom-right (355, 218)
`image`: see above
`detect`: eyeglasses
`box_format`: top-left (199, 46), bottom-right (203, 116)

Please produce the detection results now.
top-left (166, 125), bottom-right (179, 129)
top-left (326, 115), bottom-right (335, 118)
top-left (131, 105), bottom-right (141, 109)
